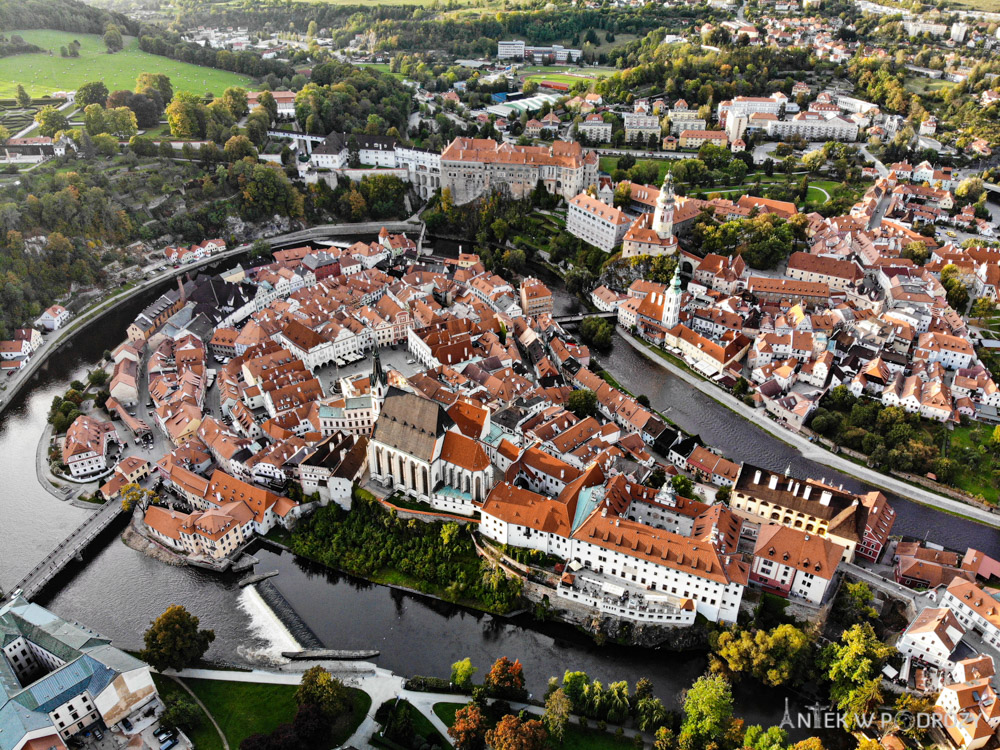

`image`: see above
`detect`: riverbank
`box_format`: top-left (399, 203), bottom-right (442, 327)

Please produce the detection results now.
top-left (0, 219), bottom-right (423, 421)
top-left (614, 327), bottom-right (1000, 528)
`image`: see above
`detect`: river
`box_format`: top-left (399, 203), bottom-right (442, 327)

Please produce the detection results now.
top-left (0, 243), bottom-right (993, 740)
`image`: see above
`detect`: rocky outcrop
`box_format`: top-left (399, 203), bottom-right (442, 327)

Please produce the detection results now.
top-left (581, 614), bottom-right (712, 650)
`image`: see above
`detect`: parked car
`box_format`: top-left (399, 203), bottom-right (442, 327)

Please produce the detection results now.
top-left (93, 728), bottom-right (103, 741)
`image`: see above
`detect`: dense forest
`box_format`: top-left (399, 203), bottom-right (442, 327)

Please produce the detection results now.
top-left (137, 26), bottom-right (295, 81)
top-left (175, 4), bottom-right (714, 57)
top-left (293, 62), bottom-right (412, 135)
top-left (0, 0), bottom-right (137, 36)
top-left (595, 42), bottom-right (816, 104)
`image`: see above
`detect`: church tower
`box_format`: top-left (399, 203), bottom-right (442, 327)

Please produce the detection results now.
top-left (371, 346), bottom-right (388, 413)
top-left (652, 172), bottom-right (675, 240)
top-left (663, 267), bottom-right (681, 329)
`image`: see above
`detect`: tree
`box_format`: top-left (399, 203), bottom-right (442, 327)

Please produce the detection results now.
top-left (121, 482), bottom-right (157, 512)
top-left (743, 725), bottom-right (788, 750)
top-left (136, 73), bottom-right (173, 104)
top-left (224, 135), bottom-right (258, 162)
top-left (103, 24), bottom-right (124, 53)
top-left (451, 657), bottom-right (478, 690)
top-left (679, 675), bottom-right (737, 750)
top-left (654, 726), bottom-right (676, 750)
top-left (544, 688), bottom-right (572, 743)
top-left (84, 104), bottom-right (107, 135)
top-left (222, 87), bottom-right (249, 119)
top-left (955, 177), bottom-right (985, 203)
top-left (671, 474), bottom-right (694, 497)
top-left (15, 84), bottom-right (31, 108)
top-left (34, 106), bottom-right (69, 138)
top-left (160, 693), bottom-right (201, 731)
top-left (90, 133), bottom-right (116, 156)
top-left (580, 316), bottom-right (613, 351)
top-left (901, 241), bottom-right (929, 266)
top-left (972, 297), bottom-right (997, 320)
top-left (77, 81), bottom-right (109, 108)
top-left (486, 714), bottom-right (547, 750)
top-left (484, 657), bottom-right (526, 700)
top-left (562, 671), bottom-right (590, 713)
top-left (449, 704), bottom-right (488, 750)
top-left (565, 267), bottom-right (594, 296)
top-left (833, 581), bottom-right (878, 625)
top-left (106, 107), bottom-right (138, 139)
top-left (295, 666), bottom-right (349, 718)
top-left (712, 624), bottom-right (811, 687)
top-left (0, 125), bottom-right (9, 146)
top-left (802, 149), bottom-right (825, 173)
top-left (140, 605), bottom-right (216, 671)
top-left (636, 696), bottom-right (668, 732)
top-left (819, 622), bottom-right (894, 727)
top-left (567, 389), bottom-right (598, 418)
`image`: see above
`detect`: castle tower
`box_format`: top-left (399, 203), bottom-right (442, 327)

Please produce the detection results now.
top-left (663, 267), bottom-right (681, 329)
top-left (652, 172), bottom-right (675, 240)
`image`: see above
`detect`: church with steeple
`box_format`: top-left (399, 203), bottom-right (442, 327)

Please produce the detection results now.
top-left (317, 347), bottom-right (391, 438)
top-left (621, 173), bottom-right (680, 258)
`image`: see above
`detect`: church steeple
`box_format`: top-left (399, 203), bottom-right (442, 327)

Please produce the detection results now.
top-left (653, 172), bottom-right (675, 240)
top-left (371, 346), bottom-right (387, 403)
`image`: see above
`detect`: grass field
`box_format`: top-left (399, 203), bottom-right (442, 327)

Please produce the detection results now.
top-left (947, 0), bottom-right (1000, 11)
top-left (904, 76), bottom-right (955, 95)
top-left (0, 30), bottom-right (252, 98)
top-left (599, 156), bottom-right (673, 184)
top-left (355, 62), bottom-right (408, 80)
top-left (151, 676), bottom-right (225, 750)
top-left (184, 677), bottom-right (371, 748)
top-left (524, 72), bottom-right (609, 87)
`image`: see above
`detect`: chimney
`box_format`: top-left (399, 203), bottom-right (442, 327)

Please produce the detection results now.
top-left (753, 469), bottom-right (762, 484)
top-left (820, 490), bottom-right (832, 506)
top-left (768, 474), bottom-right (778, 490)
top-left (803, 485), bottom-right (812, 500)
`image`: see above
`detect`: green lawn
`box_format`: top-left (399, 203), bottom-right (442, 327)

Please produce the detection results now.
top-left (397, 700), bottom-right (451, 747)
top-left (433, 703), bottom-right (631, 750)
top-left (0, 30), bottom-right (252, 98)
top-left (151, 676), bottom-right (225, 750)
top-left (599, 156), bottom-right (672, 184)
top-left (183, 677), bottom-right (370, 748)
top-left (904, 76), bottom-right (955, 95)
top-left (355, 62), bottom-right (408, 80)
top-left (524, 72), bottom-right (607, 86)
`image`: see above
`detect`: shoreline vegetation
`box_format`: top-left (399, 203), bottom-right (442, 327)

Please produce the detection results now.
top-left (284, 487), bottom-right (524, 615)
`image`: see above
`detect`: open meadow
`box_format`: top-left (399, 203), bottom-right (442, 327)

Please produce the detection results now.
top-left (0, 30), bottom-right (252, 98)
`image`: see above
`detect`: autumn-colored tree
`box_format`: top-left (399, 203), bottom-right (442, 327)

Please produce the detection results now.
top-left (449, 704), bottom-right (488, 750)
top-left (295, 666), bottom-right (349, 718)
top-left (484, 657), bottom-right (527, 700)
top-left (140, 605), bottom-right (215, 671)
top-left (485, 714), bottom-right (547, 750)
top-left (544, 688), bottom-right (572, 743)
top-left (121, 483), bottom-right (157, 512)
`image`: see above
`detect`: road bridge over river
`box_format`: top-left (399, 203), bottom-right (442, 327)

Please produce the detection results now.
top-left (2, 500), bottom-right (124, 602)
